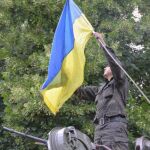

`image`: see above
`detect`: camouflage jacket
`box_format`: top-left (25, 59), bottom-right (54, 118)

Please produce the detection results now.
top-left (76, 47), bottom-right (129, 123)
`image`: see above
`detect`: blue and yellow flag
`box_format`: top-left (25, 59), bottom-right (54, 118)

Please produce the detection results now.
top-left (41, 0), bottom-right (93, 114)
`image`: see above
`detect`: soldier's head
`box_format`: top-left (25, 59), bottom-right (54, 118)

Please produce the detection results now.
top-left (103, 64), bottom-right (113, 81)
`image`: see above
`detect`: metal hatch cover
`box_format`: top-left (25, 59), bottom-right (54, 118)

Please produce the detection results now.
top-left (47, 126), bottom-right (94, 150)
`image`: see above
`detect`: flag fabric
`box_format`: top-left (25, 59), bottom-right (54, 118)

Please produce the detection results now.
top-left (41, 0), bottom-right (93, 114)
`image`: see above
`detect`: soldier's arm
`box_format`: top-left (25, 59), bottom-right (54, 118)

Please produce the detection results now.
top-left (75, 86), bottom-right (98, 101)
top-left (93, 32), bottom-right (126, 85)
top-left (103, 47), bottom-right (125, 84)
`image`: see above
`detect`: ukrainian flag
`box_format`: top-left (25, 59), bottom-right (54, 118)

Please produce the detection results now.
top-left (41, 0), bottom-right (93, 114)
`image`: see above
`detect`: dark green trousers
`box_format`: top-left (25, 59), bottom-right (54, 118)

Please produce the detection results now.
top-left (94, 122), bottom-right (129, 150)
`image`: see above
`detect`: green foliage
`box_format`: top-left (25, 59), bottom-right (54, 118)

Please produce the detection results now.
top-left (0, 0), bottom-right (149, 149)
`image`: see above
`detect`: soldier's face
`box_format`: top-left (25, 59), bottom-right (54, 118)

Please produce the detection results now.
top-left (103, 66), bottom-right (112, 79)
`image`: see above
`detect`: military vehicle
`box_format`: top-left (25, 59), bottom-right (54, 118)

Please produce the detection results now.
top-left (2, 126), bottom-right (150, 150)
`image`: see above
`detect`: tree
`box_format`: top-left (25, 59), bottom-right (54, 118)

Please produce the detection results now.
top-left (0, 0), bottom-right (149, 149)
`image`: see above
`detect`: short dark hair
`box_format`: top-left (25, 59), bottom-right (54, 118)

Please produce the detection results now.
top-left (104, 63), bottom-right (109, 67)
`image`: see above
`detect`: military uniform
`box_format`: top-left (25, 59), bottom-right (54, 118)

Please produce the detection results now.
top-left (76, 47), bottom-right (129, 150)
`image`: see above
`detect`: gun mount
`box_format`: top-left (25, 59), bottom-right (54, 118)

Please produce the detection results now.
top-left (3, 126), bottom-right (111, 150)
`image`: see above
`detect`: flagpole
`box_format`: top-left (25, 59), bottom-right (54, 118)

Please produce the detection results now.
top-left (93, 32), bottom-right (150, 104)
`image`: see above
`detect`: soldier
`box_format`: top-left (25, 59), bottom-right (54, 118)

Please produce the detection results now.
top-left (75, 32), bottom-right (129, 150)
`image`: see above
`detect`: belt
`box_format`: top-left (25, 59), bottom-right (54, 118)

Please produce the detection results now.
top-left (99, 115), bottom-right (127, 126)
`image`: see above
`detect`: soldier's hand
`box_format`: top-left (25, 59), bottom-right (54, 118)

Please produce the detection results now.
top-left (93, 32), bottom-right (106, 47)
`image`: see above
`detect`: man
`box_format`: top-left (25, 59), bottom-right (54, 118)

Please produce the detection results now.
top-left (75, 32), bottom-right (129, 150)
